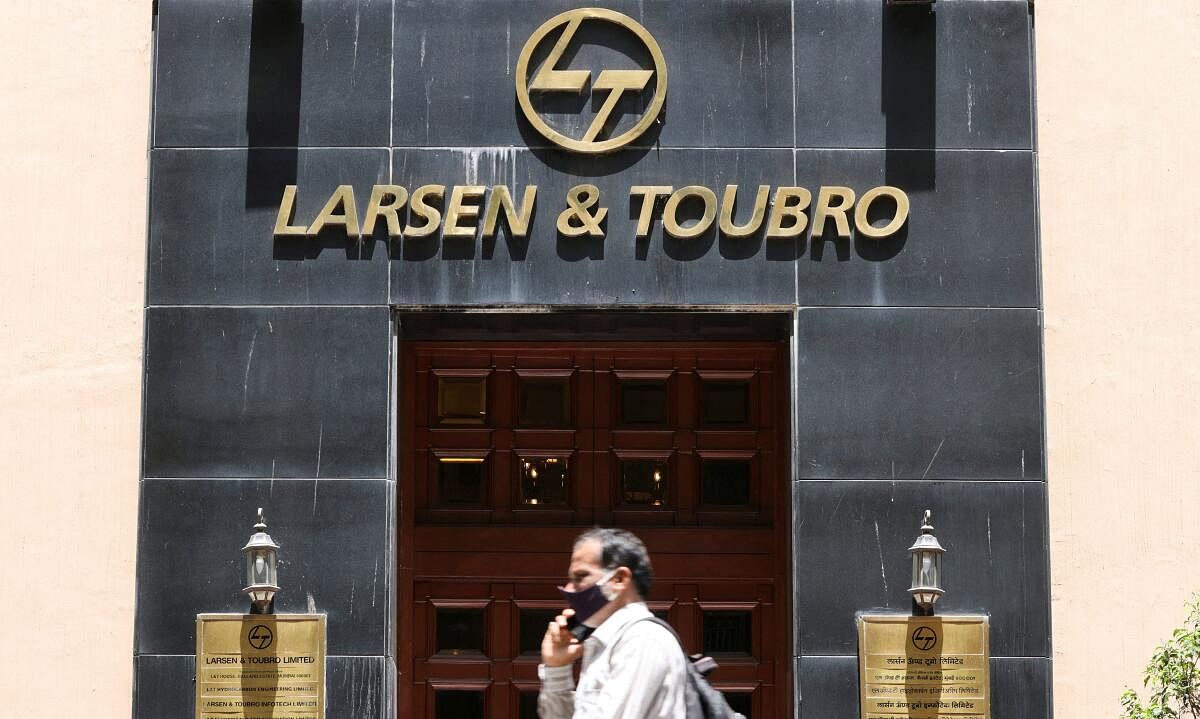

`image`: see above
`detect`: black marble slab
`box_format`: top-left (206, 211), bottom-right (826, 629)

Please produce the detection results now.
top-left (154, 0), bottom-right (393, 148)
top-left (793, 149), bottom-right (1038, 308)
top-left (135, 479), bottom-right (393, 656)
top-left (135, 654), bottom-right (393, 719)
top-left (143, 307), bottom-right (391, 479)
top-left (794, 308), bottom-right (1044, 480)
top-left (148, 149), bottom-right (390, 306)
top-left (796, 655), bottom-right (1050, 719)
top-left (388, 147), bottom-right (798, 305)
top-left (794, 0), bottom-right (1033, 150)
top-left (792, 480), bottom-right (1050, 657)
top-left (393, 0), bottom-right (793, 148)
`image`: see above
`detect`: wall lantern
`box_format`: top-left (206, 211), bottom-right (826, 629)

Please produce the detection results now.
top-left (908, 509), bottom-right (946, 614)
top-left (242, 507), bottom-right (280, 614)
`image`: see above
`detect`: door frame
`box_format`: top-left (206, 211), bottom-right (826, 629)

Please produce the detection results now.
top-left (390, 308), bottom-right (798, 718)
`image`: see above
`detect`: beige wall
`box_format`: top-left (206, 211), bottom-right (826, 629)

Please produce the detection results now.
top-left (1038, 0), bottom-right (1200, 716)
top-left (0, 3), bottom-right (150, 717)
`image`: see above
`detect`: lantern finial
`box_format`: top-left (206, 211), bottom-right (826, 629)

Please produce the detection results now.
top-left (922, 509), bottom-right (933, 532)
top-left (255, 507), bottom-right (267, 531)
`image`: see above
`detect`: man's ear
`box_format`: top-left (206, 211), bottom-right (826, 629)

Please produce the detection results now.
top-left (615, 566), bottom-right (633, 591)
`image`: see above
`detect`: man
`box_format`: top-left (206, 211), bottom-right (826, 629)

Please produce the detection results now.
top-left (539, 528), bottom-right (688, 718)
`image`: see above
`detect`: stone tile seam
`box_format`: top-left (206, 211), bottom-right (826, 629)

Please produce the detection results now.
top-left (135, 653), bottom-right (392, 659)
top-left (141, 477), bottom-right (395, 482)
top-left (795, 655), bottom-right (1051, 661)
top-left (150, 145), bottom-right (1035, 153)
top-left (792, 478), bottom-right (1046, 483)
top-left (143, 305), bottom-right (1043, 311)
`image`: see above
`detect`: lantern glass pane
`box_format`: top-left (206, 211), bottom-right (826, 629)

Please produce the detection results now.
top-left (919, 552), bottom-right (937, 589)
top-left (254, 553), bottom-right (270, 584)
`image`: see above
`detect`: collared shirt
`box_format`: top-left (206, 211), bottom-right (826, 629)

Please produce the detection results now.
top-left (538, 602), bottom-right (688, 719)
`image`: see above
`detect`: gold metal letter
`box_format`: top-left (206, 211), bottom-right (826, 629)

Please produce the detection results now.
top-left (443, 186), bottom-right (487, 238)
top-left (307, 185), bottom-right (361, 237)
top-left (517, 9), bottom-right (666, 153)
top-left (854, 186), bottom-right (910, 239)
top-left (406, 185), bottom-right (445, 238)
top-left (361, 185), bottom-right (409, 238)
top-left (765, 187), bottom-right (812, 239)
top-left (482, 186), bottom-right (538, 238)
top-left (719, 185), bottom-right (770, 238)
top-left (663, 186), bottom-right (718, 239)
top-left (629, 186), bottom-right (673, 238)
top-left (812, 186), bottom-right (856, 238)
top-left (273, 185), bottom-right (308, 236)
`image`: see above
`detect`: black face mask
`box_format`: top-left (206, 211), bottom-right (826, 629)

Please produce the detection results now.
top-left (557, 569), bottom-right (617, 625)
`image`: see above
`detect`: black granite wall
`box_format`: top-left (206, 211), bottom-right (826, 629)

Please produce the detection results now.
top-left (138, 1), bottom-right (1045, 717)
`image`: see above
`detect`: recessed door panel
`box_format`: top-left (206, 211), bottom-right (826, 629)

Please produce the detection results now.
top-left (399, 341), bottom-right (790, 718)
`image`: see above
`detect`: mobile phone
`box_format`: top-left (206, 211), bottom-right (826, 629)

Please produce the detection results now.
top-left (566, 614), bottom-right (592, 641)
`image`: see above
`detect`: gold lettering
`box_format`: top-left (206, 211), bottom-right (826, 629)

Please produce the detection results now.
top-left (663, 186), bottom-right (717, 239)
top-left (361, 185), bottom-right (409, 238)
top-left (273, 185), bottom-right (307, 237)
top-left (443, 185), bottom-right (486, 238)
top-left (482, 186), bottom-right (538, 238)
top-left (406, 185), bottom-right (445, 238)
top-left (629, 186), bottom-right (673, 237)
top-left (307, 185), bottom-right (360, 237)
top-left (854, 186), bottom-right (910, 239)
top-left (765, 187), bottom-right (812, 239)
top-left (719, 184), bottom-right (770, 238)
top-left (812, 186), bottom-right (856, 238)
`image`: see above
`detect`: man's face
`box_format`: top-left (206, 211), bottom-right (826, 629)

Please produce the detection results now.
top-left (565, 538), bottom-right (607, 592)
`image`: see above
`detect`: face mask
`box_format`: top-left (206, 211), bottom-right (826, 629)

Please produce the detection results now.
top-left (558, 568), bottom-right (618, 625)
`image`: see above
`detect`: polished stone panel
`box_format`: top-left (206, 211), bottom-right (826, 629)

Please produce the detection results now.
top-left (143, 307), bottom-right (390, 479)
top-left (794, 308), bottom-right (1044, 480)
top-left (794, 0), bottom-right (1033, 150)
top-left (793, 149), bottom-right (1038, 308)
top-left (135, 479), bottom-right (393, 656)
top-left (154, 0), bottom-right (392, 147)
top-left (135, 654), bottom-right (393, 719)
top-left (148, 149), bottom-right (390, 306)
top-left (793, 480), bottom-right (1050, 657)
top-left (393, 0), bottom-right (793, 148)
top-left (388, 147), bottom-right (797, 305)
top-left (796, 655), bottom-right (1050, 719)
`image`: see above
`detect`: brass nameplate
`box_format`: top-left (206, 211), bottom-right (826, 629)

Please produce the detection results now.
top-left (195, 614), bottom-right (326, 719)
top-left (857, 614), bottom-right (990, 719)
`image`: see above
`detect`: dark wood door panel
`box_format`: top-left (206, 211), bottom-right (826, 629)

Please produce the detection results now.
top-left (400, 339), bottom-right (791, 718)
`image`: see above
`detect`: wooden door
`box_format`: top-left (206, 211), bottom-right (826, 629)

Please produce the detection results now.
top-left (398, 341), bottom-right (791, 718)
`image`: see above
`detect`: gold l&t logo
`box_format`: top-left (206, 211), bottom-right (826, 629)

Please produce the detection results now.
top-left (515, 8), bottom-right (668, 154)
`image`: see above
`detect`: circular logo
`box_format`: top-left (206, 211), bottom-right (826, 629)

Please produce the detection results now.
top-left (248, 624), bottom-right (274, 650)
top-left (911, 625), bottom-right (938, 652)
top-left (515, 8), bottom-right (668, 154)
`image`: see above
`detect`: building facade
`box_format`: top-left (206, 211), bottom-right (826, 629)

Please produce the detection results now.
top-left (2, 1), bottom-right (1198, 718)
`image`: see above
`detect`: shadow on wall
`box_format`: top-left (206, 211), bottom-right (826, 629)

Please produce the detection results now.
top-left (245, 0), bottom-right (303, 209)
top-left (883, 3), bottom-right (936, 190)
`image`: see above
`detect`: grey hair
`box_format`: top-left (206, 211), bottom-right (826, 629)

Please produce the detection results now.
top-left (574, 527), bottom-right (654, 598)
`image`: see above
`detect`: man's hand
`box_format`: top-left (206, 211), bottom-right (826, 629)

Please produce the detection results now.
top-left (541, 608), bottom-right (584, 667)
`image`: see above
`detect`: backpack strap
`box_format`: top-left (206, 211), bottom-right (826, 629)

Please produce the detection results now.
top-left (613, 615), bottom-right (715, 672)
